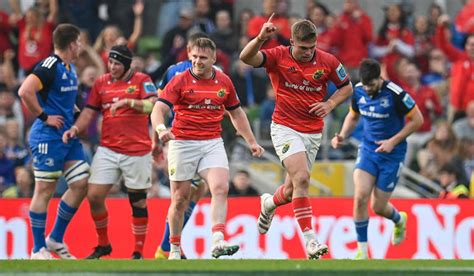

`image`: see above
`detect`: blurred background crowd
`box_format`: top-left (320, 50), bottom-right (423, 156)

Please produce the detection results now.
top-left (0, 0), bottom-right (473, 199)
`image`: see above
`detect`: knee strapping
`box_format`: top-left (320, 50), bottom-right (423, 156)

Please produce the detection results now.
top-left (128, 192), bottom-right (148, 217)
top-left (64, 161), bottom-right (90, 185)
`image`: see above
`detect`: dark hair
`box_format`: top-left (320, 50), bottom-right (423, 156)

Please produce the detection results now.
top-left (53, 24), bottom-right (81, 51)
top-left (191, 37), bottom-right (216, 52)
top-left (378, 4), bottom-right (407, 41)
top-left (291, 19), bottom-right (317, 41)
top-left (235, 170), bottom-right (250, 177)
top-left (313, 2), bottom-right (329, 17)
top-left (359, 58), bottom-right (381, 84)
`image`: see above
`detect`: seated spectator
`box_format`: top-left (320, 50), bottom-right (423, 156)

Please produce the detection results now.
top-left (401, 62), bottom-right (442, 166)
top-left (453, 101), bottom-right (474, 141)
top-left (0, 86), bottom-right (24, 139)
top-left (193, 0), bottom-right (215, 34)
top-left (421, 48), bottom-right (449, 109)
top-left (0, 128), bottom-right (15, 193)
top-left (2, 166), bottom-right (34, 198)
top-left (228, 170), bottom-right (259, 197)
top-left (435, 15), bottom-right (474, 123)
top-left (413, 15), bottom-right (434, 73)
top-left (4, 118), bottom-right (29, 167)
top-left (438, 163), bottom-right (469, 199)
top-left (372, 3), bottom-right (414, 82)
top-left (210, 10), bottom-right (237, 56)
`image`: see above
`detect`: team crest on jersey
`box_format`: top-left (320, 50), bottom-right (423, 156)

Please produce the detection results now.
top-left (170, 168), bottom-right (176, 176)
top-left (217, 88), bottom-right (226, 97)
top-left (205, 98), bottom-right (211, 104)
top-left (380, 97), bottom-right (390, 108)
top-left (312, 69), bottom-right (325, 80)
top-left (282, 143), bottom-right (290, 154)
top-left (126, 85), bottom-right (137, 93)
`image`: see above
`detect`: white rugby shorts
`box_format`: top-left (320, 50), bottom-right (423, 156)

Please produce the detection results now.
top-left (89, 146), bottom-right (152, 189)
top-left (270, 122), bottom-right (322, 170)
top-left (167, 138), bottom-right (228, 181)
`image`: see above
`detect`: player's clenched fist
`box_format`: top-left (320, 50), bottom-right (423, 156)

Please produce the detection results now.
top-left (257, 13), bottom-right (277, 41)
top-left (250, 143), bottom-right (265, 157)
top-left (331, 133), bottom-right (344, 149)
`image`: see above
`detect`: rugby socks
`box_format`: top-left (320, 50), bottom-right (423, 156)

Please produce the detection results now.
top-left (91, 211), bottom-right (110, 246)
top-left (390, 208), bottom-right (402, 225)
top-left (29, 211), bottom-right (47, 253)
top-left (159, 201), bottom-right (196, 252)
top-left (211, 223), bottom-right (225, 244)
top-left (292, 197), bottom-right (316, 244)
top-left (355, 219), bottom-right (369, 252)
top-left (50, 200), bottom-right (77, 243)
top-left (169, 235), bottom-right (181, 252)
top-left (132, 217), bottom-right (148, 254)
top-left (268, 184), bottom-right (290, 210)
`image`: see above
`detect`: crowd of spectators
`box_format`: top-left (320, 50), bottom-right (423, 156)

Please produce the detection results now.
top-left (0, 0), bottom-right (473, 199)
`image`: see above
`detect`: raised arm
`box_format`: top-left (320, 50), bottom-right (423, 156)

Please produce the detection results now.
top-left (128, 0), bottom-right (144, 48)
top-left (239, 13), bottom-right (276, 67)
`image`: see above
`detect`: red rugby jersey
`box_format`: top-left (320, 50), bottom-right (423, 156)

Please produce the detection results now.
top-left (158, 69), bottom-right (240, 140)
top-left (86, 71), bottom-right (157, 155)
top-left (260, 46), bottom-right (350, 133)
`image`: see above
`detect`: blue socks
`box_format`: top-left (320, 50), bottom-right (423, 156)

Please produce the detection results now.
top-left (49, 200), bottom-right (77, 243)
top-left (160, 201), bottom-right (197, 252)
top-left (29, 211), bottom-right (47, 253)
top-left (390, 208), bottom-right (401, 224)
top-left (355, 219), bottom-right (369, 243)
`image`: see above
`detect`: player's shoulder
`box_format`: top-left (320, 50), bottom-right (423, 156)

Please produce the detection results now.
top-left (214, 69), bottom-right (232, 84)
top-left (133, 71), bottom-right (152, 81)
top-left (171, 60), bottom-right (192, 73)
top-left (315, 48), bottom-right (339, 64)
top-left (38, 55), bottom-right (60, 70)
top-left (382, 81), bottom-right (405, 96)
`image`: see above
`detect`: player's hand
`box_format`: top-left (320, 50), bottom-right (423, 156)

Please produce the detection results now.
top-left (331, 133), bottom-right (344, 149)
top-left (375, 139), bottom-right (395, 153)
top-left (249, 143), bottom-right (265, 157)
top-left (257, 13), bottom-right (277, 41)
top-left (62, 127), bottom-right (78, 144)
top-left (438, 14), bottom-right (450, 27)
top-left (158, 129), bottom-right (175, 143)
top-left (309, 99), bottom-right (335, 117)
top-left (45, 115), bottom-right (64, 129)
top-left (110, 99), bottom-right (129, 116)
top-left (133, 0), bottom-right (144, 16)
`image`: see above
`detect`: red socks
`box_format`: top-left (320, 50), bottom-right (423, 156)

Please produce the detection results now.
top-left (92, 211), bottom-right (109, 246)
top-left (132, 217), bottom-right (148, 253)
top-left (292, 197), bottom-right (313, 232)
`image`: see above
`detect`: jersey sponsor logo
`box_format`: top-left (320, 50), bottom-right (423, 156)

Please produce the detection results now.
top-left (359, 109), bottom-right (389, 118)
top-left (402, 93), bottom-right (415, 109)
top-left (358, 97), bottom-right (367, 104)
top-left (217, 88), bottom-right (226, 97)
top-left (312, 69), bottom-right (325, 80)
top-left (380, 97), bottom-right (390, 108)
top-left (60, 85), bottom-right (77, 92)
top-left (143, 82), bottom-right (157, 94)
top-left (126, 85), bottom-right (137, 93)
top-left (336, 63), bottom-right (347, 81)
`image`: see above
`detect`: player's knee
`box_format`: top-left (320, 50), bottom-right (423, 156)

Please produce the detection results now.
top-left (210, 182), bottom-right (228, 198)
top-left (34, 182), bottom-right (56, 200)
top-left (292, 171), bottom-right (310, 188)
top-left (128, 191), bottom-right (148, 217)
top-left (371, 202), bottom-right (385, 216)
top-left (64, 161), bottom-right (90, 186)
top-left (354, 194), bottom-right (369, 207)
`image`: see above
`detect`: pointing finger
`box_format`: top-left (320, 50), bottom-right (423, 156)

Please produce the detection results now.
top-left (267, 13), bottom-right (275, 23)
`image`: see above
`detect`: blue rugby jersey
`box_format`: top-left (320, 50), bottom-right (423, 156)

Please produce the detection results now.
top-left (351, 80), bottom-right (416, 156)
top-left (29, 55), bottom-right (78, 142)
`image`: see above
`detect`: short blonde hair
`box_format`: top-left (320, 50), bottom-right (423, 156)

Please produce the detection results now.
top-left (191, 38), bottom-right (216, 52)
top-left (291, 20), bottom-right (317, 42)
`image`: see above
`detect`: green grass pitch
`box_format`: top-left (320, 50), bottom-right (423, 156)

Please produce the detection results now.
top-left (1, 260), bottom-right (474, 275)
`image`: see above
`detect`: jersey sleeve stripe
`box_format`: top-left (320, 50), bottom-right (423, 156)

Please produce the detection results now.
top-left (85, 104), bottom-right (101, 111)
top-left (336, 80), bottom-right (351, 89)
top-left (256, 51), bottom-right (267, 68)
top-left (349, 106), bottom-right (359, 114)
top-left (225, 103), bottom-right (241, 111)
top-left (30, 74), bottom-right (44, 91)
top-left (158, 98), bottom-right (173, 108)
top-left (405, 105), bottom-right (418, 119)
